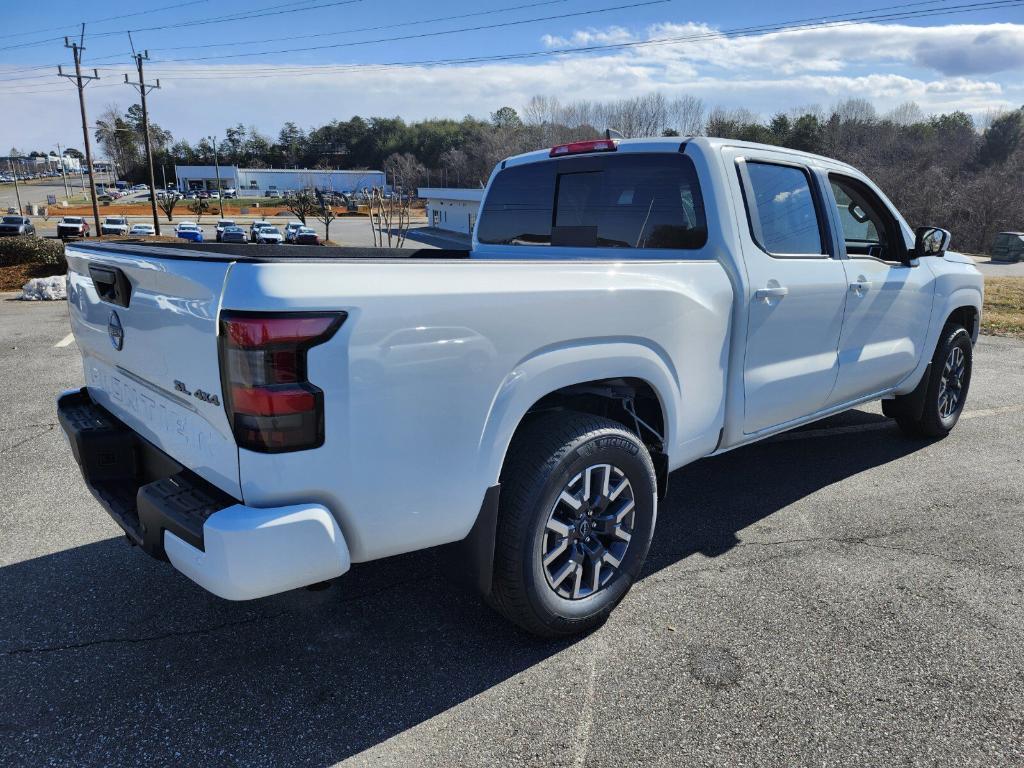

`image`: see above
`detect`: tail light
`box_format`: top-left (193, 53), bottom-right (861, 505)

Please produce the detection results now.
top-left (549, 139), bottom-right (618, 157)
top-left (218, 311), bottom-right (345, 453)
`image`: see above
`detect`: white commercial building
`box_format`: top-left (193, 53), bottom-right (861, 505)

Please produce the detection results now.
top-left (418, 188), bottom-right (484, 236)
top-left (174, 166), bottom-right (386, 195)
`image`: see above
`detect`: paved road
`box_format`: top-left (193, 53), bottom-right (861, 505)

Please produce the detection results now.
top-left (1, 298), bottom-right (1022, 767)
top-left (0, 173), bottom-right (116, 212)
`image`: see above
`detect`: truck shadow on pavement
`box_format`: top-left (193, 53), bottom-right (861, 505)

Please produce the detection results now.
top-left (0, 409), bottom-right (928, 765)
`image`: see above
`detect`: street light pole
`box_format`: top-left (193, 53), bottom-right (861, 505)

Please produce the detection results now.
top-left (209, 135), bottom-right (224, 218)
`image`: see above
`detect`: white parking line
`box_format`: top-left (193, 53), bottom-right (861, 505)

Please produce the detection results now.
top-left (54, 333), bottom-right (75, 348)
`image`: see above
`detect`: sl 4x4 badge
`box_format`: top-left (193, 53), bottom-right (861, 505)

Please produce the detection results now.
top-left (174, 380), bottom-right (221, 407)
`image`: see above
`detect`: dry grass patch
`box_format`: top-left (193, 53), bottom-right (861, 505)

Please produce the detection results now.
top-left (983, 277), bottom-right (1024, 338)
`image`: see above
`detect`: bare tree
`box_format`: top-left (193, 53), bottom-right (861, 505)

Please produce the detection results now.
top-left (314, 190), bottom-right (337, 244)
top-left (187, 198), bottom-right (210, 223)
top-left (668, 95), bottom-right (706, 136)
top-left (368, 187), bottom-right (413, 248)
top-left (384, 153), bottom-right (427, 198)
top-left (158, 194), bottom-right (178, 222)
top-left (284, 188), bottom-right (317, 224)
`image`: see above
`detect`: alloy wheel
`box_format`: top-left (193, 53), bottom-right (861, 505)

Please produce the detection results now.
top-left (540, 464), bottom-right (636, 600)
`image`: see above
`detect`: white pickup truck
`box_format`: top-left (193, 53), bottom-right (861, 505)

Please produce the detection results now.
top-left (58, 137), bottom-right (982, 636)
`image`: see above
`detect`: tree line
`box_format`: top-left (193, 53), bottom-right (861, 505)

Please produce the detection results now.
top-left (91, 93), bottom-right (1024, 253)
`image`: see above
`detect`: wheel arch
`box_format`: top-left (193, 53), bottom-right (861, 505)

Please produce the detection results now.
top-left (477, 340), bottom-right (680, 495)
top-left (894, 285), bottom-right (982, 396)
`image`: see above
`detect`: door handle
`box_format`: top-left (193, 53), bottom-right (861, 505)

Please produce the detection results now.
top-left (754, 286), bottom-right (788, 303)
top-left (849, 279), bottom-right (873, 296)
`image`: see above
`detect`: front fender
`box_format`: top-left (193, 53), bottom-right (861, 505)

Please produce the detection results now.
top-left (476, 339), bottom-right (682, 485)
top-left (894, 282), bottom-right (982, 395)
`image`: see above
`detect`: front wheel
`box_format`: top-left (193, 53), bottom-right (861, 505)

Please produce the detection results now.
top-left (892, 324), bottom-right (973, 438)
top-left (490, 412), bottom-right (657, 637)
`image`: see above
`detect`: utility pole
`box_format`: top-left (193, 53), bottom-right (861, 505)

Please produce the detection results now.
top-left (9, 160), bottom-right (23, 214)
top-left (58, 26), bottom-right (101, 235)
top-left (209, 136), bottom-right (224, 218)
top-left (55, 143), bottom-right (71, 200)
top-left (124, 41), bottom-right (162, 235)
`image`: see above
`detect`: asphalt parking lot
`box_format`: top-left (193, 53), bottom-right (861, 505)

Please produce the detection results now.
top-left (1, 297), bottom-right (1022, 767)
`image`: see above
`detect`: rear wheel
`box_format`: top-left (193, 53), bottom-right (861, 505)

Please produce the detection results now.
top-left (891, 324), bottom-right (973, 438)
top-left (490, 412), bottom-right (657, 637)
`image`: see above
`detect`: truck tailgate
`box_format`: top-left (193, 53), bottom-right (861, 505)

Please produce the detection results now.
top-left (65, 243), bottom-right (240, 498)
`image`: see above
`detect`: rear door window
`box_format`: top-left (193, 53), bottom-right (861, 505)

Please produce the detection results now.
top-left (741, 161), bottom-right (826, 257)
top-left (477, 153), bottom-right (707, 251)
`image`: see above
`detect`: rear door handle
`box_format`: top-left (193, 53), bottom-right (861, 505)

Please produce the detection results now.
top-left (754, 286), bottom-right (788, 303)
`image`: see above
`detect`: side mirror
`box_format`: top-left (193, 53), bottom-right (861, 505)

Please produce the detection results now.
top-left (914, 226), bottom-right (951, 259)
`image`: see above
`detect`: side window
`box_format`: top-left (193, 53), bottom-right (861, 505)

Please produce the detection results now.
top-left (828, 174), bottom-right (903, 262)
top-left (476, 153), bottom-right (707, 251)
top-left (742, 161), bottom-right (825, 257)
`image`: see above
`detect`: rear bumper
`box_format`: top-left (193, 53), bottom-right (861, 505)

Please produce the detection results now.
top-left (57, 388), bottom-right (351, 600)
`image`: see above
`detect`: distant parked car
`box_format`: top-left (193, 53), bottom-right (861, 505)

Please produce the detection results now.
top-left (175, 222), bottom-right (204, 242)
top-left (129, 223), bottom-right (156, 236)
top-left (283, 221), bottom-right (304, 242)
top-left (255, 226), bottom-right (284, 244)
top-left (0, 216), bottom-right (35, 237)
top-left (100, 216), bottom-right (129, 236)
top-left (57, 216), bottom-right (89, 240)
top-left (294, 226), bottom-right (319, 245)
top-left (223, 188), bottom-right (237, 199)
top-left (220, 226), bottom-right (247, 244)
top-left (215, 219), bottom-right (237, 242)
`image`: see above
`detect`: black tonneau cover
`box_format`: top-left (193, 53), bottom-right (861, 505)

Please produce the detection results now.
top-left (71, 239), bottom-right (471, 263)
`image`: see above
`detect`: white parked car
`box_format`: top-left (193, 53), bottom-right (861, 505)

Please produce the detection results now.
top-left (129, 223), bottom-right (155, 236)
top-left (283, 221), bottom-right (304, 242)
top-left (100, 216), bottom-right (129, 236)
top-left (254, 225), bottom-right (284, 244)
top-left (248, 220), bottom-right (272, 242)
top-left (59, 137), bottom-right (983, 636)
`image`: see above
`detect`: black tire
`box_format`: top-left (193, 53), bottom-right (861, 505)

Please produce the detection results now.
top-left (490, 411), bottom-right (657, 637)
top-left (893, 324), bottom-right (973, 438)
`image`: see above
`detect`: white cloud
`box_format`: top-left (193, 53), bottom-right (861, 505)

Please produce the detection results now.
top-left (541, 26), bottom-right (637, 48)
top-left (3, 20), bottom-right (1023, 150)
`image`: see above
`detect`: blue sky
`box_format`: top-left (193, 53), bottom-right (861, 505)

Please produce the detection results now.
top-left (2, 0), bottom-right (1023, 152)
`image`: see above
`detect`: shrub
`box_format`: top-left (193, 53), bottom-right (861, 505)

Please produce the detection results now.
top-left (0, 237), bottom-right (66, 268)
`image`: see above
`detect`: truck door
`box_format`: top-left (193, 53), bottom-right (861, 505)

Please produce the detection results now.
top-left (728, 151), bottom-right (850, 434)
top-left (822, 172), bottom-right (934, 405)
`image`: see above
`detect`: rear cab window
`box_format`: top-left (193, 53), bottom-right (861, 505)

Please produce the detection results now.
top-left (477, 152), bottom-right (708, 255)
top-left (737, 160), bottom-right (827, 257)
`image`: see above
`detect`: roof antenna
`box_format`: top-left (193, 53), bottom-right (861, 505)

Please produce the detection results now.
top-left (605, 128), bottom-right (625, 140)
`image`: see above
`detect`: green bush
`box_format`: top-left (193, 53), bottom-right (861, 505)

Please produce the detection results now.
top-left (0, 237), bottom-right (66, 268)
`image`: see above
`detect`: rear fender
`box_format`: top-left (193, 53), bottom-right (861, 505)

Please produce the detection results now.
top-left (477, 340), bottom-right (681, 486)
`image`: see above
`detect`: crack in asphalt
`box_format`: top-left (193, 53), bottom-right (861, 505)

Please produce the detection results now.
top-left (0, 424), bottom-right (55, 455)
top-left (0, 422), bottom-right (58, 432)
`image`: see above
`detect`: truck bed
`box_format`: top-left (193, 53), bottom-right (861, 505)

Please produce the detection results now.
top-left (76, 240), bottom-right (471, 261)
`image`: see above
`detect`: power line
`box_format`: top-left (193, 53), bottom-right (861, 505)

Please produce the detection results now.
top-left (0, 0), bottom-right (212, 42)
top-left (1, 0), bottom-right (1019, 91)
top-left (132, 0), bottom-right (1024, 80)
top-left (0, 0), bottom-right (364, 52)
top-left (148, 0), bottom-right (672, 63)
top-left (88, 0), bottom-right (571, 59)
